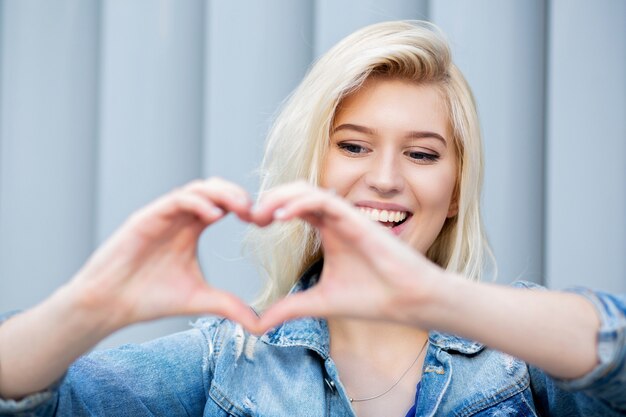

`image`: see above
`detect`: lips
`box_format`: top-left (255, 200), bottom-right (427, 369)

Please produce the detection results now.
top-left (354, 201), bottom-right (412, 234)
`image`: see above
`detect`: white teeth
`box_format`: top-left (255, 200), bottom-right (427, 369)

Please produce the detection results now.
top-left (358, 207), bottom-right (408, 223)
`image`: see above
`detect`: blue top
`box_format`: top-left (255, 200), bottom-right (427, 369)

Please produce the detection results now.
top-left (1, 262), bottom-right (625, 416)
top-left (404, 382), bottom-right (421, 417)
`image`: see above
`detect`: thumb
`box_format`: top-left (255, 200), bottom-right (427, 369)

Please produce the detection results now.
top-left (187, 287), bottom-right (261, 334)
top-left (257, 289), bottom-right (328, 334)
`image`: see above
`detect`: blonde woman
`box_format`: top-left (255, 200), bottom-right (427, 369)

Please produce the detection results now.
top-left (1, 21), bottom-right (624, 417)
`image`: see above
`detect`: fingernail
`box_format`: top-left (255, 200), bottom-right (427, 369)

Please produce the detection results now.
top-left (274, 208), bottom-right (287, 220)
top-left (211, 207), bottom-right (225, 217)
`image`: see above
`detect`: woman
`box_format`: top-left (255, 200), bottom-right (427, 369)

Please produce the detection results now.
top-left (0, 21), bottom-right (624, 417)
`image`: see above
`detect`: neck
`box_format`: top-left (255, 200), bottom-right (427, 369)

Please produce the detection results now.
top-left (328, 317), bottom-right (428, 359)
top-left (327, 318), bottom-right (429, 411)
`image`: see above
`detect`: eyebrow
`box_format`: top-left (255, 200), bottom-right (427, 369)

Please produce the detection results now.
top-left (332, 123), bottom-right (447, 146)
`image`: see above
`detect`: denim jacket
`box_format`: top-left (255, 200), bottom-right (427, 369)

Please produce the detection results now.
top-left (1, 263), bottom-right (625, 416)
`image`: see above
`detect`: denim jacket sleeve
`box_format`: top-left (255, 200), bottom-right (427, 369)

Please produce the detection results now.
top-left (0, 313), bottom-right (223, 417)
top-left (515, 282), bottom-right (626, 416)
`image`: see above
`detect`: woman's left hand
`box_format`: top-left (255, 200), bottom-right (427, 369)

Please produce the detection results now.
top-left (251, 182), bottom-right (602, 380)
top-left (251, 181), bottom-right (445, 333)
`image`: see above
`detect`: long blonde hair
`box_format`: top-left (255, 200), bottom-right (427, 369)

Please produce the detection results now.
top-left (246, 20), bottom-right (493, 309)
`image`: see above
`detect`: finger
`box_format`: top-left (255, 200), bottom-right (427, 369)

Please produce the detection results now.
top-left (277, 192), bottom-right (415, 269)
top-left (185, 178), bottom-right (253, 218)
top-left (256, 289), bottom-right (329, 333)
top-left (255, 183), bottom-right (382, 253)
top-left (249, 182), bottom-right (306, 226)
top-left (272, 191), bottom-right (375, 244)
top-left (134, 192), bottom-right (225, 230)
top-left (273, 193), bottom-right (342, 222)
top-left (172, 194), bottom-right (226, 224)
top-left (187, 287), bottom-right (261, 334)
top-left (251, 182), bottom-right (329, 226)
top-left (196, 177), bottom-right (251, 201)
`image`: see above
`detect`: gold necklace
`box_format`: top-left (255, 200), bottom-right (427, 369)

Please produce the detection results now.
top-left (349, 339), bottom-right (429, 403)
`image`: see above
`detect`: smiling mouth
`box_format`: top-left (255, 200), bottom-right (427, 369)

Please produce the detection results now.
top-left (357, 207), bottom-right (411, 228)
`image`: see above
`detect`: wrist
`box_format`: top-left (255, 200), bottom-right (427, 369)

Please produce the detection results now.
top-left (55, 277), bottom-right (128, 339)
top-left (0, 279), bottom-right (124, 399)
top-left (406, 267), bottom-right (468, 331)
top-left (385, 259), bottom-right (459, 329)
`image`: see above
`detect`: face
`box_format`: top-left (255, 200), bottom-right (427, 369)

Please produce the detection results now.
top-left (321, 78), bottom-right (458, 253)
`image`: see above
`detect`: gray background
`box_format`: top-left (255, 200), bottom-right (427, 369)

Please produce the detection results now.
top-left (1, 0), bottom-right (624, 349)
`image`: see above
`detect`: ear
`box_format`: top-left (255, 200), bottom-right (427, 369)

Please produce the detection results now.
top-left (446, 196), bottom-right (459, 218)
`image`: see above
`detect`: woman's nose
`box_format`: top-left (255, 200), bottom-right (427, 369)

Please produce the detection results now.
top-left (364, 154), bottom-right (404, 196)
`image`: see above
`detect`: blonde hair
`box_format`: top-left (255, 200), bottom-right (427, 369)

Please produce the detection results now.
top-left (246, 20), bottom-right (493, 309)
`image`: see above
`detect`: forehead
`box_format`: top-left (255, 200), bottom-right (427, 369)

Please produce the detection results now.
top-left (333, 78), bottom-right (449, 135)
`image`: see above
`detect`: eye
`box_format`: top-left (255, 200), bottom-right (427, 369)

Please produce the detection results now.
top-left (406, 151), bottom-right (439, 163)
top-left (337, 142), bottom-right (369, 155)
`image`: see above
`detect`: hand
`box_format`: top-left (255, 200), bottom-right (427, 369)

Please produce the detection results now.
top-left (71, 178), bottom-right (260, 333)
top-left (251, 182), bottom-right (445, 333)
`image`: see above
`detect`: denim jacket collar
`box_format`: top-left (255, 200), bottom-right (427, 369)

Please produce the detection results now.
top-left (262, 259), bottom-right (485, 358)
top-left (428, 331), bottom-right (484, 354)
top-left (261, 260), bottom-right (331, 358)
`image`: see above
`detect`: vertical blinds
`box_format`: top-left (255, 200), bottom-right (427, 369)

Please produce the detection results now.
top-left (1, 0), bottom-right (624, 348)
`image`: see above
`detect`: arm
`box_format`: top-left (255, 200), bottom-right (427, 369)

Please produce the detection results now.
top-left (525, 289), bottom-right (626, 414)
top-left (253, 183), bottom-right (625, 410)
top-left (0, 178), bottom-right (259, 401)
top-left (0, 312), bottom-right (221, 416)
top-left (419, 276), bottom-right (600, 379)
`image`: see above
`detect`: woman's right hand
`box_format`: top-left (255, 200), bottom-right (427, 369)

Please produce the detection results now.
top-left (0, 178), bottom-right (259, 399)
top-left (70, 177), bottom-right (259, 331)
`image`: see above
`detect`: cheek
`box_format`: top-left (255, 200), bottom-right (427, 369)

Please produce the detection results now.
top-left (319, 153), bottom-right (333, 188)
top-left (319, 155), bottom-right (335, 189)
top-left (320, 153), bottom-right (362, 193)
top-left (406, 169), bottom-right (457, 252)
top-left (413, 169), bottom-right (457, 211)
